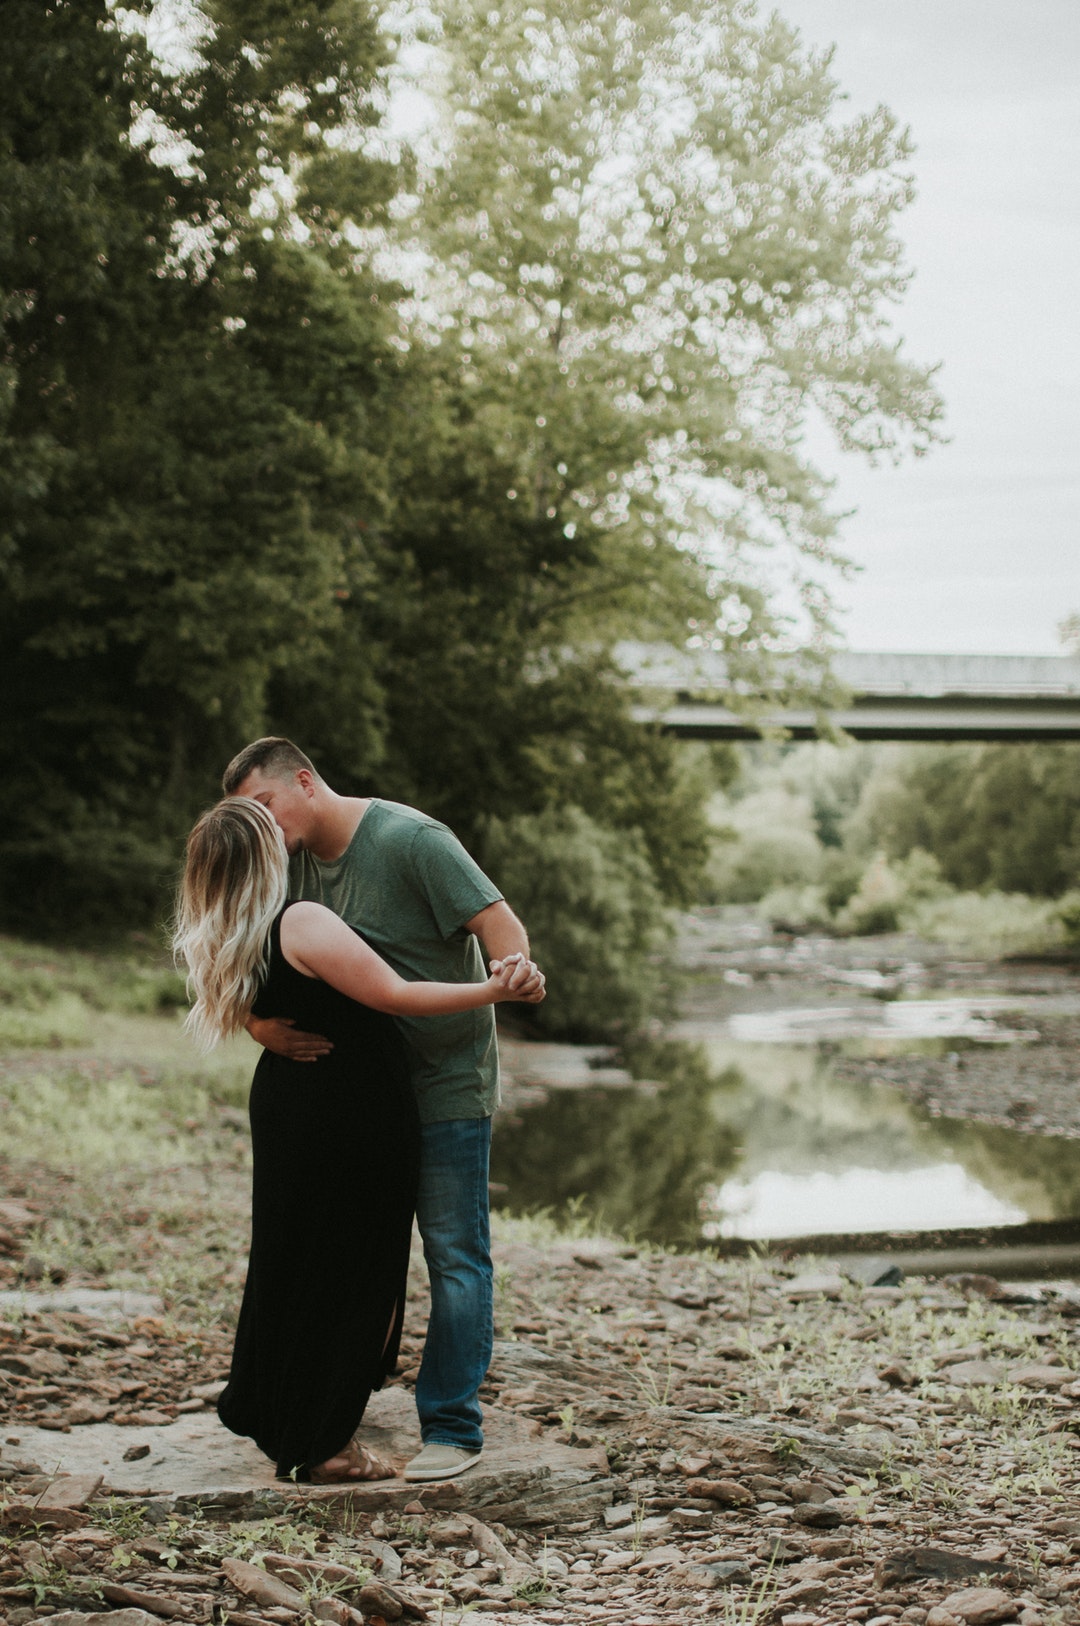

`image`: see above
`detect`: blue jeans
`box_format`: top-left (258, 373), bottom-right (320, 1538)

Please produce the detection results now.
top-left (414, 1116), bottom-right (493, 1451)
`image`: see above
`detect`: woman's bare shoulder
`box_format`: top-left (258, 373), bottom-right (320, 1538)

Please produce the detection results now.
top-left (280, 900), bottom-right (348, 941)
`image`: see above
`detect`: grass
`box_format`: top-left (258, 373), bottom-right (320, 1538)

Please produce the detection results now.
top-left (905, 890), bottom-right (1066, 957)
top-left (0, 932), bottom-right (188, 1048)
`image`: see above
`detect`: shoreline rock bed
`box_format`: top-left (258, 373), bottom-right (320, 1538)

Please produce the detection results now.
top-left (2, 1186), bottom-right (1080, 1626)
top-left (833, 1015), bottom-right (1080, 1141)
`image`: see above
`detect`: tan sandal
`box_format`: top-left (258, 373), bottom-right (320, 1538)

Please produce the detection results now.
top-left (310, 1442), bottom-right (395, 1483)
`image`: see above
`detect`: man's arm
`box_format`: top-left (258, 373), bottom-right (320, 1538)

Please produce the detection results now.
top-left (245, 1014), bottom-right (334, 1062)
top-left (464, 900), bottom-right (545, 999)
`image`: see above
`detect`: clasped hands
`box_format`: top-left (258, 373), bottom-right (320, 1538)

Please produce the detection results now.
top-left (489, 951), bottom-right (546, 1003)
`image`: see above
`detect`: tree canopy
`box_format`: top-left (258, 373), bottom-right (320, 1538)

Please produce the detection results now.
top-left (0, 0), bottom-right (941, 950)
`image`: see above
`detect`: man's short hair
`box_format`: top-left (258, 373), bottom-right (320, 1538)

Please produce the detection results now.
top-left (222, 737), bottom-right (321, 796)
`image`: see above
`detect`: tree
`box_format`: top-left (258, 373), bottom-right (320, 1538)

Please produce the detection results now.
top-left (854, 744), bottom-right (1080, 898)
top-left (389, 0), bottom-right (942, 667)
top-left (0, 1), bottom-right (395, 924)
top-left (0, 0), bottom-right (943, 963)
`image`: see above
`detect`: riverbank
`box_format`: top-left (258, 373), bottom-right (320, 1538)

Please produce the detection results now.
top-left (3, 923), bottom-right (1080, 1622)
top-left (2, 1154), bottom-right (1080, 1625)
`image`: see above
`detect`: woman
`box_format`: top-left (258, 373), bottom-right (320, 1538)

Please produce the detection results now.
top-left (172, 796), bottom-right (536, 1483)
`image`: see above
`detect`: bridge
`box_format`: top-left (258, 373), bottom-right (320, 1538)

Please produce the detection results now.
top-left (620, 644), bottom-right (1080, 743)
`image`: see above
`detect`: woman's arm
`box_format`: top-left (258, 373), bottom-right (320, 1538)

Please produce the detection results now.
top-left (278, 902), bottom-right (540, 1015)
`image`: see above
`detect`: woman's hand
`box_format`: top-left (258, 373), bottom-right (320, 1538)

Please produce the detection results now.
top-left (488, 952), bottom-right (547, 1004)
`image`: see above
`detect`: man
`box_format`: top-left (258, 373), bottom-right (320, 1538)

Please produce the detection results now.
top-left (222, 737), bottom-right (544, 1483)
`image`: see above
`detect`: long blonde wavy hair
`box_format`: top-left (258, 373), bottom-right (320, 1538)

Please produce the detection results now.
top-left (173, 797), bottom-right (289, 1050)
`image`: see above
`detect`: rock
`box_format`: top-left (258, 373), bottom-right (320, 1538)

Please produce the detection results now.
top-left (624, 1409), bottom-right (885, 1474)
top-left (676, 1451), bottom-right (712, 1476)
top-left (312, 1601), bottom-right (364, 1626)
top-left (447, 1512), bottom-right (536, 1590)
top-left (1008, 1363), bottom-right (1073, 1390)
top-left (536, 1551), bottom-right (568, 1577)
top-left (934, 1344), bottom-right (986, 1368)
top-left (926, 1612), bottom-right (963, 1626)
top-left (778, 1580), bottom-right (828, 1609)
top-left (101, 1584), bottom-right (188, 1618)
top-left (1, 1501), bottom-right (88, 1531)
top-left (784, 1479), bottom-right (831, 1504)
top-left (940, 1588), bottom-right (1019, 1625)
top-left (0, 1199), bottom-right (35, 1227)
top-left (358, 1539), bottom-right (402, 1582)
top-left (10, 1386), bottom-right (613, 1522)
top-left (188, 1379), bottom-right (227, 1401)
top-left (943, 1274), bottom-right (1002, 1300)
top-left (430, 1517), bottom-right (475, 1545)
top-left (123, 1444), bottom-right (151, 1461)
top-left (844, 1258), bottom-right (904, 1287)
top-left (221, 1557), bottom-right (307, 1611)
top-left (603, 1501), bottom-right (635, 1527)
top-left (784, 1272), bottom-right (846, 1300)
top-left (669, 1506), bottom-right (713, 1528)
top-left (939, 1361), bottom-right (1007, 1386)
top-left (634, 1544), bottom-right (687, 1571)
top-left (702, 1560), bottom-right (752, 1585)
top-left (66, 1401), bottom-right (111, 1426)
top-left (356, 1582), bottom-right (404, 1622)
top-left (30, 1615), bottom-right (162, 1626)
top-left (684, 1476), bottom-right (755, 1505)
top-left (791, 1501), bottom-right (843, 1528)
top-left (0, 1349), bottom-right (69, 1378)
top-left (355, 1581), bottom-right (428, 1621)
top-left (877, 1549), bottom-right (1028, 1587)
top-left (758, 1536), bottom-right (806, 1565)
top-left (262, 1553), bottom-right (368, 1592)
top-left (669, 1563), bottom-right (720, 1590)
top-left (878, 1360), bottom-right (917, 1387)
top-left (36, 1473), bottom-right (104, 1510)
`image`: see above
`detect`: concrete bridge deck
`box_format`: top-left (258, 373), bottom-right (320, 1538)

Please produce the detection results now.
top-left (620, 644), bottom-right (1080, 742)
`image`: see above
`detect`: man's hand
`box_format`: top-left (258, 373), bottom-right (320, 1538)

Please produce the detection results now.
top-left (246, 1015), bottom-right (334, 1062)
top-left (489, 952), bottom-right (546, 1003)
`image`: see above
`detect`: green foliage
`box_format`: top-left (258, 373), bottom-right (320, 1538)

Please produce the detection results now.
top-left (0, 933), bottom-right (186, 1016)
top-left (0, 0), bottom-right (394, 925)
top-left (852, 744), bottom-right (1080, 897)
top-left (0, 0), bottom-right (941, 972)
top-left (485, 805), bottom-right (671, 1038)
top-left (834, 847), bottom-right (947, 935)
top-left (399, 0), bottom-right (942, 655)
top-left (705, 785), bottom-right (825, 903)
top-left (709, 741), bottom-right (1080, 952)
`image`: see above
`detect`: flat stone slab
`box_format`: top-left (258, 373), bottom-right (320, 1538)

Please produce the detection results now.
top-left (4, 1387), bottom-right (612, 1527)
top-left (0, 1289), bottom-right (164, 1321)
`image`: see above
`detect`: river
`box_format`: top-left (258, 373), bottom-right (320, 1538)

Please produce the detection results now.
top-left (489, 909), bottom-right (1080, 1260)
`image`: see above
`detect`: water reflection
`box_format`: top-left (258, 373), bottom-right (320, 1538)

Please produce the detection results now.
top-left (491, 1022), bottom-right (1080, 1248)
top-left (706, 1164), bottom-right (1026, 1242)
top-left (490, 1040), bottom-right (739, 1247)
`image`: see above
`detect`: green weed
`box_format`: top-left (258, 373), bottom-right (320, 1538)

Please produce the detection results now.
top-left (721, 1554), bottom-right (779, 1625)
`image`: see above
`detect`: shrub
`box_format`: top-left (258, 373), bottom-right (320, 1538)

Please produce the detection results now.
top-left (835, 848), bottom-right (947, 936)
top-left (906, 891), bottom-right (1065, 956)
top-left (703, 787), bottom-right (824, 903)
top-left (484, 805), bottom-right (671, 1040)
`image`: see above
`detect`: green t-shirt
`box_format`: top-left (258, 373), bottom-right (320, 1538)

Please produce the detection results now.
top-left (288, 799), bottom-right (503, 1123)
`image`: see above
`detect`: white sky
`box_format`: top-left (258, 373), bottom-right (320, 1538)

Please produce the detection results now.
top-left (776, 0), bottom-right (1080, 655)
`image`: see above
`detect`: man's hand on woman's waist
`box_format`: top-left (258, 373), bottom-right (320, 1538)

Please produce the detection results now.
top-left (246, 1015), bottom-right (334, 1061)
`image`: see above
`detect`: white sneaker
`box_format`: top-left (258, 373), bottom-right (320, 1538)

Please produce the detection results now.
top-left (403, 1443), bottom-right (483, 1482)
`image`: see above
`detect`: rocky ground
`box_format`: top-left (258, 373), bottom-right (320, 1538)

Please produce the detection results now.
top-left (676, 911), bottom-right (1080, 1140)
top-left (2, 1177), bottom-right (1080, 1626)
top-left (832, 1016), bottom-right (1080, 1142)
top-left (4, 918), bottom-right (1080, 1625)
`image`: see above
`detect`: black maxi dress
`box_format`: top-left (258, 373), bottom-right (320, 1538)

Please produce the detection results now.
top-left (217, 904), bottom-right (420, 1480)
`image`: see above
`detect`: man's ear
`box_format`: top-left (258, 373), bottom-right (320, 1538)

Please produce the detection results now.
top-left (296, 769), bottom-right (317, 797)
